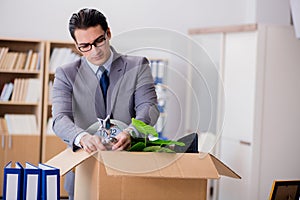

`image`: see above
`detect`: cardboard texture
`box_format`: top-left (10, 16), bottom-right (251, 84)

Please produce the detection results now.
top-left (46, 148), bottom-right (240, 200)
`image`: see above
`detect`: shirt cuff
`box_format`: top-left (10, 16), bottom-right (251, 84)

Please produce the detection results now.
top-left (74, 132), bottom-right (89, 148)
top-left (124, 126), bottom-right (141, 138)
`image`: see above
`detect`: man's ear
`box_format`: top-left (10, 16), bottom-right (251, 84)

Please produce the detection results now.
top-left (106, 27), bottom-right (112, 39)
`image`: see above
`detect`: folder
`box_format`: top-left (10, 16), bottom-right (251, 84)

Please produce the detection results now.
top-left (157, 60), bottom-right (165, 84)
top-left (3, 161), bottom-right (23, 200)
top-left (23, 162), bottom-right (41, 200)
top-left (38, 163), bottom-right (60, 200)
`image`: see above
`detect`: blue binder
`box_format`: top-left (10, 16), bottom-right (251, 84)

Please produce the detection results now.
top-left (38, 163), bottom-right (60, 200)
top-left (3, 161), bottom-right (24, 200)
top-left (23, 162), bottom-right (41, 200)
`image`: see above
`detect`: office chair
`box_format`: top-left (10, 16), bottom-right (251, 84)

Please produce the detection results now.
top-left (174, 133), bottom-right (199, 153)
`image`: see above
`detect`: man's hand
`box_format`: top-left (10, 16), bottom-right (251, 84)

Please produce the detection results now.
top-left (80, 134), bottom-right (107, 153)
top-left (112, 131), bottom-right (131, 151)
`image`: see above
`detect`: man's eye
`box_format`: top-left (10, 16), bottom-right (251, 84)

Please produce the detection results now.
top-left (95, 37), bottom-right (105, 43)
top-left (79, 44), bottom-right (90, 48)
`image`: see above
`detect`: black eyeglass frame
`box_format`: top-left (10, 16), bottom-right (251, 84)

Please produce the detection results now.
top-left (77, 32), bottom-right (107, 52)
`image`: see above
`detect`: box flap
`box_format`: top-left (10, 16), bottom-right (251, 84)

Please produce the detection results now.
top-left (100, 151), bottom-right (233, 179)
top-left (210, 154), bottom-right (241, 179)
top-left (45, 148), bottom-right (240, 179)
top-left (45, 148), bottom-right (95, 176)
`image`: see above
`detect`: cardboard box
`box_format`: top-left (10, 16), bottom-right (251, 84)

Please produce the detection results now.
top-left (46, 148), bottom-right (240, 200)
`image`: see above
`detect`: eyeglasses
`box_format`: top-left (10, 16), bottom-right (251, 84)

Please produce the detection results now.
top-left (77, 32), bottom-right (107, 52)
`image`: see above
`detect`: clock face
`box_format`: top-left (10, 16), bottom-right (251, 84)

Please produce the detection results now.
top-left (91, 117), bottom-right (129, 150)
top-left (95, 122), bottom-right (124, 150)
top-left (96, 125), bottom-right (122, 138)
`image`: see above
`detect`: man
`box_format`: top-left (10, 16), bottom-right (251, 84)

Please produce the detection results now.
top-left (52, 8), bottom-right (159, 199)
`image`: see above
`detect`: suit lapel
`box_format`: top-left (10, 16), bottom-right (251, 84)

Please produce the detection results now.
top-left (77, 59), bottom-right (106, 118)
top-left (107, 51), bottom-right (126, 116)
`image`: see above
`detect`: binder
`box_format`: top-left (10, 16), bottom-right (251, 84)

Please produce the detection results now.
top-left (3, 161), bottom-right (23, 200)
top-left (157, 60), bottom-right (165, 84)
top-left (23, 162), bottom-right (41, 200)
top-left (38, 163), bottom-right (60, 200)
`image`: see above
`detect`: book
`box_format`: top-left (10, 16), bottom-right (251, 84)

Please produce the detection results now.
top-left (25, 78), bottom-right (40, 103)
top-left (0, 82), bottom-right (14, 101)
top-left (23, 162), bottom-right (41, 200)
top-left (14, 52), bottom-right (27, 70)
top-left (35, 52), bottom-right (41, 70)
top-left (9, 78), bottom-right (40, 102)
top-left (29, 52), bottom-right (38, 71)
top-left (21, 79), bottom-right (29, 102)
top-left (0, 47), bottom-right (7, 68)
top-left (3, 162), bottom-right (24, 200)
top-left (157, 60), bottom-right (165, 84)
top-left (0, 47), bottom-right (9, 69)
top-left (48, 48), bottom-right (59, 73)
top-left (0, 83), bottom-right (8, 100)
top-left (23, 50), bottom-right (33, 70)
top-left (9, 52), bottom-right (19, 70)
top-left (18, 78), bottom-right (25, 102)
top-left (6, 52), bottom-right (17, 70)
top-left (38, 163), bottom-right (60, 200)
top-left (48, 81), bottom-right (53, 103)
top-left (150, 60), bottom-right (158, 83)
top-left (1, 52), bottom-right (13, 70)
top-left (11, 78), bottom-right (20, 102)
top-left (49, 47), bottom-right (80, 73)
top-left (4, 114), bottom-right (38, 135)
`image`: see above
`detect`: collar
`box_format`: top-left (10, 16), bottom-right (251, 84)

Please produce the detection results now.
top-left (87, 49), bottom-right (113, 75)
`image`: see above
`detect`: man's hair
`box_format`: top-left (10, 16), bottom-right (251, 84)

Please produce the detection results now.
top-left (69, 8), bottom-right (108, 41)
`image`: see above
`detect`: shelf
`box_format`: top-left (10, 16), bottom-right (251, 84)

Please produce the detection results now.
top-left (2, 133), bottom-right (40, 136)
top-left (0, 101), bottom-right (39, 106)
top-left (0, 69), bottom-right (40, 74)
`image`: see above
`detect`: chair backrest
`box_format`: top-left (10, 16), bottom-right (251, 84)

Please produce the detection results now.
top-left (269, 180), bottom-right (300, 200)
top-left (174, 133), bottom-right (199, 153)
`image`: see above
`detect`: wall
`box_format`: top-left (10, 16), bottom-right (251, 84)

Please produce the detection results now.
top-left (0, 0), bottom-right (258, 40)
top-left (256, 0), bottom-right (291, 25)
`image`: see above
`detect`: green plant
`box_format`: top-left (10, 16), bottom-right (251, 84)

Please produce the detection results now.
top-left (128, 118), bottom-right (185, 152)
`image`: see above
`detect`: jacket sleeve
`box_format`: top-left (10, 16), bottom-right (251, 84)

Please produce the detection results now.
top-left (133, 57), bottom-right (159, 126)
top-left (51, 66), bottom-right (84, 151)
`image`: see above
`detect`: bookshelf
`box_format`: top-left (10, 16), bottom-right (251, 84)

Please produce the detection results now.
top-left (0, 38), bottom-right (45, 196)
top-left (42, 40), bottom-right (81, 197)
top-left (149, 59), bottom-right (168, 139)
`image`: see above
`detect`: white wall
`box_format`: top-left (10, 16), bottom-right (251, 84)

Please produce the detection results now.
top-left (0, 0), bottom-right (258, 40)
top-left (256, 0), bottom-right (291, 25)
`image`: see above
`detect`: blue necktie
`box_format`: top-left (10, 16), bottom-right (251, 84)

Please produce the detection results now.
top-left (99, 68), bottom-right (109, 104)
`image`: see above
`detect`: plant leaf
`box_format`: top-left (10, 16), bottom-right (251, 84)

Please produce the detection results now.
top-left (129, 118), bottom-right (185, 152)
top-left (149, 139), bottom-right (185, 147)
top-left (143, 146), bottom-right (175, 153)
top-left (131, 118), bottom-right (158, 137)
top-left (128, 142), bottom-right (146, 152)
